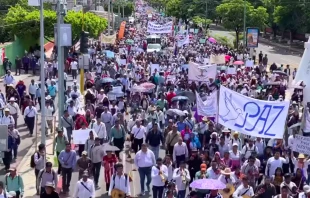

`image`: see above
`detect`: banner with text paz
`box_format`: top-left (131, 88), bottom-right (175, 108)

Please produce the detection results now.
top-left (246, 27), bottom-right (259, 48)
top-left (219, 85), bottom-right (289, 138)
top-left (118, 21), bottom-right (126, 39)
top-left (102, 33), bottom-right (116, 44)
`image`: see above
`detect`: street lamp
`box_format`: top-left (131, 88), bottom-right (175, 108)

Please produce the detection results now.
top-left (243, 0), bottom-right (246, 59)
top-left (40, 0), bottom-right (46, 144)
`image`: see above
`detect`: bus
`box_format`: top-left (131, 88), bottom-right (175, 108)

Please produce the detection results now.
top-left (146, 35), bottom-right (161, 45)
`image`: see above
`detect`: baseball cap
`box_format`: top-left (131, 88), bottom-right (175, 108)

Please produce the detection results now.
top-left (200, 163), bottom-right (207, 171)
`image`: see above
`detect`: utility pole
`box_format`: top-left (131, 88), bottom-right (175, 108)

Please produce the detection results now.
top-left (205, 0), bottom-right (208, 29)
top-left (57, 0), bottom-right (66, 127)
top-left (122, 0), bottom-right (124, 18)
top-left (108, 0), bottom-right (111, 35)
top-left (39, 0), bottom-right (46, 144)
top-left (118, 3), bottom-right (121, 27)
top-left (111, 2), bottom-right (114, 33)
top-left (243, 0), bottom-right (246, 59)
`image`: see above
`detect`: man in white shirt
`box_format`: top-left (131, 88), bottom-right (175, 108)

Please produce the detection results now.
top-left (90, 117), bottom-right (107, 144)
top-left (1, 108), bottom-right (15, 126)
top-left (23, 101), bottom-right (37, 136)
top-left (6, 97), bottom-right (19, 128)
top-left (134, 143), bottom-right (156, 196)
top-left (73, 171), bottom-right (95, 198)
top-left (3, 70), bottom-right (15, 93)
top-left (173, 138), bottom-right (189, 168)
top-left (45, 100), bottom-right (54, 136)
top-left (151, 158), bottom-right (168, 198)
top-left (241, 138), bottom-right (259, 160)
top-left (108, 163), bottom-right (131, 196)
top-left (131, 119), bottom-right (146, 153)
top-left (70, 59), bottom-right (78, 80)
top-left (265, 151), bottom-right (289, 177)
top-left (29, 79), bottom-right (37, 101)
top-left (172, 161), bottom-right (190, 198)
top-left (232, 176), bottom-right (254, 198)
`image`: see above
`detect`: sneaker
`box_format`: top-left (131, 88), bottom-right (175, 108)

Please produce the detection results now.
top-left (147, 186), bottom-right (150, 192)
top-left (138, 191), bottom-right (145, 196)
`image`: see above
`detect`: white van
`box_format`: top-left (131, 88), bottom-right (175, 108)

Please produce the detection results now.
top-left (129, 17), bottom-right (135, 24)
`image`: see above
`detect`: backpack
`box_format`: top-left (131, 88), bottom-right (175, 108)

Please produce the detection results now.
top-left (5, 174), bottom-right (20, 187)
top-left (112, 173), bottom-right (128, 188)
top-left (30, 152), bottom-right (40, 168)
top-left (38, 169), bottom-right (56, 181)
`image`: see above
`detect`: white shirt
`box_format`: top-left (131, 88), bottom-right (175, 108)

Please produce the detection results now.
top-left (241, 144), bottom-right (259, 159)
top-left (151, 165), bottom-right (168, 187)
top-left (131, 125), bottom-right (146, 139)
top-left (218, 174), bottom-right (236, 185)
top-left (229, 150), bottom-right (241, 161)
top-left (172, 168), bottom-right (190, 190)
top-left (244, 158), bottom-right (261, 168)
top-left (206, 167), bottom-right (221, 179)
top-left (23, 106), bottom-right (37, 117)
top-left (108, 174), bottom-right (131, 196)
top-left (0, 115), bottom-right (14, 125)
top-left (265, 157), bottom-right (289, 177)
top-left (70, 90), bottom-right (81, 98)
top-left (0, 191), bottom-right (8, 198)
top-left (67, 106), bottom-right (77, 117)
top-left (6, 102), bottom-right (20, 115)
top-left (288, 135), bottom-right (295, 149)
top-left (71, 61), bottom-right (78, 70)
top-left (134, 149), bottom-right (156, 168)
top-left (91, 122), bottom-right (107, 139)
top-left (232, 184), bottom-right (254, 198)
top-left (45, 105), bottom-right (54, 121)
top-left (29, 84), bottom-right (38, 95)
top-left (173, 142), bottom-right (189, 162)
top-left (73, 179), bottom-right (95, 198)
top-left (255, 140), bottom-right (265, 155)
top-left (3, 75), bottom-right (15, 85)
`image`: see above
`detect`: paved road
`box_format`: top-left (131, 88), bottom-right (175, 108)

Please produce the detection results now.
top-left (209, 28), bottom-right (302, 69)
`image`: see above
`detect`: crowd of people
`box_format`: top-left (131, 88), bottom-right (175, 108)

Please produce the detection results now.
top-left (0, 0), bottom-right (309, 198)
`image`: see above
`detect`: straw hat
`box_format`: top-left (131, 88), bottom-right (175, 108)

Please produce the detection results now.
top-left (298, 153), bottom-right (305, 159)
top-left (221, 168), bottom-right (232, 175)
top-left (202, 116), bottom-right (208, 122)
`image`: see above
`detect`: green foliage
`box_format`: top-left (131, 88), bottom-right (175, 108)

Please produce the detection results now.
top-left (211, 34), bottom-right (233, 48)
top-left (105, 1), bottom-right (134, 17)
top-left (192, 16), bottom-right (212, 26)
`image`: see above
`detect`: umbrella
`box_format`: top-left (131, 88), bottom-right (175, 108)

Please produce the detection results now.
top-left (140, 82), bottom-right (156, 90)
top-left (102, 77), bottom-right (115, 83)
top-left (103, 144), bottom-right (120, 152)
top-left (126, 39), bottom-right (134, 45)
top-left (225, 55), bottom-right (231, 62)
top-left (172, 96), bottom-right (189, 102)
top-left (265, 81), bottom-right (281, 86)
top-left (208, 37), bottom-right (217, 43)
top-left (166, 109), bottom-right (185, 116)
top-left (233, 61), bottom-right (244, 65)
top-left (176, 91), bottom-right (195, 102)
top-left (131, 85), bottom-right (148, 93)
top-left (273, 70), bottom-right (288, 76)
top-left (190, 179), bottom-right (226, 190)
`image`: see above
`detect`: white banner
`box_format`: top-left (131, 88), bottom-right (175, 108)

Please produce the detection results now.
top-left (177, 33), bottom-right (190, 47)
top-left (188, 62), bottom-right (217, 82)
top-left (196, 91), bottom-right (218, 116)
top-left (147, 21), bottom-right (173, 34)
top-left (227, 66), bottom-right (236, 75)
top-left (218, 85), bottom-right (289, 138)
top-left (292, 135), bottom-right (310, 155)
top-left (210, 54), bottom-right (226, 64)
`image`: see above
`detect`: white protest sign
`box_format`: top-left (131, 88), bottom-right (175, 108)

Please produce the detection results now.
top-left (177, 33), bottom-right (190, 47)
top-left (204, 58), bottom-right (210, 64)
top-left (147, 21), bottom-right (173, 34)
top-left (218, 85), bottom-right (290, 138)
top-left (246, 60), bottom-right (254, 67)
top-left (210, 54), bottom-right (226, 64)
top-left (72, 129), bottom-right (97, 144)
top-left (166, 75), bottom-right (176, 82)
top-left (120, 59), bottom-right (127, 65)
top-left (188, 62), bottom-right (217, 82)
top-left (292, 135), bottom-right (310, 155)
top-left (196, 91), bottom-right (217, 116)
top-left (151, 63), bottom-right (160, 74)
top-left (227, 66), bottom-right (236, 75)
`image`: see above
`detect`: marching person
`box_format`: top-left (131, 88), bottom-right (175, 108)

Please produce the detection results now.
top-left (37, 162), bottom-right (58, 195)
top-left (108, 163), bottom-right (131, 197)
top-left (60, 110), bottom-right (74, 143)
top-left (1, 108), bottom-right (15, 126)
top-left (58, 141), bottom-right (77, 194)
top-left (134, 143), bottom-right (156, 196)
top-left (53, 128), bottom-right (67, 174)
top-left (40, 182), bottom-right (60, 198)
top-left (146, 122), bottom-right (163, 159)
top-left (218, 168), bottom-right (236, 185)
top-left (102, 146), bottom-right (118, 192)
top-left (73, 171), bottom-right (95, 198)
top-left (110, 119), bottom-right (126, 159)
top-left (173, 161), bottom-right (191, 198)
top-left (131, 119), bottom-right (146, 154)
top-left (8, 124), bottom-right (20, 160)
top-left (34, 144), bottom-right (46, 195)
top-left (76, 151), bottom-right (92, 180)
top-left (232, 175), bottom-right (254, 198)
top-left (23, 101), bottom-right (37, 136)
top-left (173, 137), bottom-right (189, 168)
top-left (4, 166), bottom-right (24, 198)
top-left (165, 124), bottom-right (181, 155)
top-left (90, 117), bottom-right (107, 144)
top-left (89, 137), bottom-right (105, 188)
top-left (151, 157), bottom-right (168, 198)
top-left (6, 97), bottom-right (19, 128)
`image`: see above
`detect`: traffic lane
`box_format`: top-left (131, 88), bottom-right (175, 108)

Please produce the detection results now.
top-left (66, 149), bottom-right (169, 198)
top-left (210, 29), bottom-right (302, 68)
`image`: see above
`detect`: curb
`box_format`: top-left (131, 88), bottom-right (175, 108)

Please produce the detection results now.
top-left (259, 38), bottom-right (303, 54)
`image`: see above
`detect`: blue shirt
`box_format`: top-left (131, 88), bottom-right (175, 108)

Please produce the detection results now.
top-left (48, 85), bottom-right (56, 96)
top-left (58, 150), bottom-right (77, 169)
top-left (177, 121), bottom-right (186, 132)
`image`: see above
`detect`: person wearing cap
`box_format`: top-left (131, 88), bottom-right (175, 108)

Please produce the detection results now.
top-left (6, 97), bottom-right (20, 128)
top-left (37, 162), bottom-right (58, 195)
top-left (102, 145), bottom-right (118, 192)
top-left (5, 166), bottom-right (24, 198)
top-left (53, 128), bottom-right (67, 174)
top-left (233, 175), bottom-right (254, 198)
top-left (0, 108), bottom-right (15, 126)
top-left (77, 151), bottom-right (92, 180)
top-left (40, 182), bottom-right (59, 198)
top-left (89, 137), bottom-right (105, 188)
top-left (290, 153), bottom-right (310, 181)
top-left (73, 170), bottom-right (95, 198)
top-left (195, 163), bottom-right (208, 180)
top-left (58, 141), bottom-right (77, 194)
top-left (254, 176), bottom-right (276, 198)
top-left (23, 100), bottom-right (37, 136)
top-left (218, 168), bottom-right (235, 185)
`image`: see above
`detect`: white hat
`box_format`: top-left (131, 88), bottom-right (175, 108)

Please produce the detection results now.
top-left (232, 142), bottom-right (238, 147)
top-left (9, 97), bottom-right (16, 102)
top-left (304, 185), bottom-right (310, 194)
top-left (4, 108), bottom-right (10, 112)
top-left (45, 95), bottom-right (52, 100)
top-left (7, 191), bottom-right (16, 197)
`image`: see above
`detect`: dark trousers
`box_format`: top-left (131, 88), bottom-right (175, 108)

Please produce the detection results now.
top-left (12, 144), bottom-right (18, 159)
top-left (24, 63), bottom-right (29, 73)
top-left (92, 162), bottom-right (101, 185)
top-left (106, 182), bottom-right (110, 192)
top-left (113, 138), bottom-right (124, 158)
top-left (72, 69), bottom-right (77, 79)
top-left (66, 127), bottom-right (72, 143)
top-left (40, 187), bottom-right (46, 195)
top-left (138, 166), bottom-right (152, 192)
top-left (132, 138), bottom-right (143, 153)
top-left (25, 116), bottom-right (35, 134)
top-left (152, 186), bottom-right (164, 198)
top-left (2, 151), bottom-right (12, 170)
top-left (30, 93), bottom-right (35, 102)
top-left (38, 97), bottom-right (41, 109)
top-left (56, 151), bottom-right (62, 174)
top-left (35, 168), bottom-right (40, 192)
top-left (78, 145), bottom-right (84, 156)
top-left (167, 146), bottom-right (174, 155)
top-left (176, 154), bottom-right (185, 168)
top-left (62, 167), bottom-right (72, 192)
top-left (16, 66), bottom-right (21, 75)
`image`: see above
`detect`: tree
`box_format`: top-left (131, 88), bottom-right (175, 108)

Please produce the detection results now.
top-left (4, 5), bottom-right (107, 45)
top-left (104, 1), bottom-right (134, 17)
top-left (216, 0), bottom-right (268, 47)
